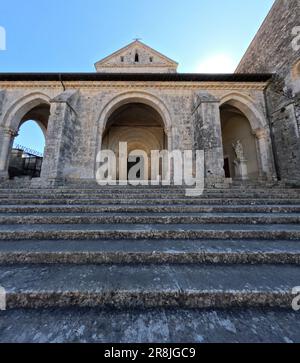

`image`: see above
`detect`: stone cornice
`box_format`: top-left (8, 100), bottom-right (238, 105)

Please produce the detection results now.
top-left (0, 81), bottom-right (268, 91)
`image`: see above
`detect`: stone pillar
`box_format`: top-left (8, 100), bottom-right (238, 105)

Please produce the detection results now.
top-left (193, 92), bottom-right (225, 187)
top-left (40, 90), bottom-right (79, 185)
top-left (0, 126), bottom-right (18, 179)
top-left (253, 128), bottom-right (273, 178)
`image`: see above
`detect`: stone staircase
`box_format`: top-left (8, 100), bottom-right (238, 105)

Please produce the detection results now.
top-left (0, 184), bottom-right (300, 343)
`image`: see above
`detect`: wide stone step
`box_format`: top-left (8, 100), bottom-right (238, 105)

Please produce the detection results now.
top-left (0, 239), bottom-right (299, 265)
top-left (0, 185), bottom-right (299, 193)
top-left (0, 264), bottom-right (299, 309)
top-left (1, 204), bottom-right (300, 214)
top-left (0, 190), bottom-right (300, 199)
top-left (1, 191), bottom-right (300, 199)
top-left (2, 198), bottom-right (300, 205)
top-left (0, 307), bottom-right (299, 343)
top-left (0, 223), bottom-right (300, 240)
top-left (0, 212), bottom-right (300, 225)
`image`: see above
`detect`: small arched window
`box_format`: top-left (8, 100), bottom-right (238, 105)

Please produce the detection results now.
top-left (135, 53), bottom-right (139, 63)
top-left (120, 56), bottom-right (124, 62)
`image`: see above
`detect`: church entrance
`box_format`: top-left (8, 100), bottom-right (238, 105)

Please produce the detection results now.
top-left (101, 102), bottom-right (167, 182)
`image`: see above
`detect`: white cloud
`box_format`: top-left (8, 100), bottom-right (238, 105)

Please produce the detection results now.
top-left (196, 54), bottom-right (237, 74)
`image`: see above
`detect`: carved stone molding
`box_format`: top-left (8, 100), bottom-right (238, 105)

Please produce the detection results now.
top-left (253, 128), bottom-right (268, 140)
top-left (0, 81), bottom-right (268, 91)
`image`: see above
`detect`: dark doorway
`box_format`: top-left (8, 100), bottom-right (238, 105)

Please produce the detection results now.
top-left (224, 157), bottom-right (231, 178)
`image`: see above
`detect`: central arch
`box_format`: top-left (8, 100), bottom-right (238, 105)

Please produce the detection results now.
top-left (102, 102), bottom-right (167, 181)
top-left (98, 91), bottom-right (172, 137)
top-left (96, 92), bottom-right (173, 181)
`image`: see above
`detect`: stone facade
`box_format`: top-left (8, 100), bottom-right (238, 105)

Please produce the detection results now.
top-left (0, 78), bottom-right (273, 186)
top-left (236, 0), bottom-right (300, 185)
top-left (1, 0), bottom-right (299, 187)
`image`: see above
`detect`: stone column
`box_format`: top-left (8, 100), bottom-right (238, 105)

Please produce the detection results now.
top-left (253, 128), bottom-right (273, 178)
top-left (40, 90), bottom-right (79, 185)
top-left (193, 92), bottom-right (225, 187)
top-left (0, 126), bottom-right (18, 179)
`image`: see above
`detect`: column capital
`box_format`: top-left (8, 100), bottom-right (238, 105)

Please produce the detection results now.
top-left (0, 126), bottom-right (18, 137)
top-left (164, 126), bottom-right (172, 134)
top-left (253, 128), bottom-right (268, 140)
top-left (198, 92), bottom-right (220, 104)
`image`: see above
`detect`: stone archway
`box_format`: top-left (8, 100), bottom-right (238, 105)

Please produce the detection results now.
top-left (101, 102), bottom-right (167, 181)
top-left (96, 91), bottom-right (173, 181)
top-left (220, 94), bottom-right (274, 180)
top-left (0, 93), bottom-right (51, 179)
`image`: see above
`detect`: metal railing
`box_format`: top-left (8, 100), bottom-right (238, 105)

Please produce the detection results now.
top-left (9, 145), bottom-right (44, 179)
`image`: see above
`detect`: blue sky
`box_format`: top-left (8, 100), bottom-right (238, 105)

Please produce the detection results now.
top-left (0, 0), bottom-right (275, 152)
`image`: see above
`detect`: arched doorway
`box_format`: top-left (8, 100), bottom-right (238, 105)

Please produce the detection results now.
top-left (6, 102), bottom-right (50, 179)
top-left (220, 103), bottom-right (259, 180)
top-left (101, 102), bottom-right (167, 181)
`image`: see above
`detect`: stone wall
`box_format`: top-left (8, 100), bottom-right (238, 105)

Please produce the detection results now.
top-left (236, 0), bottom-right (300, 184)
top-left (236, 0), bottom-right (300, 76)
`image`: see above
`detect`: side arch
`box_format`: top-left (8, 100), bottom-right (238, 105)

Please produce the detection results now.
top-left (2, 92), bottom-right (51, 131)
top-left (219, 92), bottom-right (274, 179)
top-left (0, 92), bottom-right (52, 179)
top-left (220, 92), bottom-right (267, 131)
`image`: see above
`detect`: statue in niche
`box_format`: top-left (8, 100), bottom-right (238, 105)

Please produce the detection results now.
top-left (232, 140), bottom-right (248, 180)
top-left (232, 140), bottom-right (245, 161)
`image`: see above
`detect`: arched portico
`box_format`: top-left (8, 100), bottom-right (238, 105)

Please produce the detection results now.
top-left (0, 92), bottom-right (51, 179)
top-left (95, 92), bottom-right (173, 181)
top-left (220, 93), bottom-right (274, 179)
top-left (97, 91), bottom-right (172, 145)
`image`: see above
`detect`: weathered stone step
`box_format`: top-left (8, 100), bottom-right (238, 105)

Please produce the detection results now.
top-left (1, 204), bottom-right (300, 214)
top-left (2, 198), bottom-right (300, 205)
top-left (1, 185), bottom-right (296, 191)
top-left (0, 239), bottom-right (299, 265)
top-left (1, 188), bottom-right (299, 195)
top-left (1, 307), bottom-right (299, 343)
top-left (0, 264), bottom-right (298, 309)
top-left (1, 212), bottom-right (300, 225)
top-left (0, 223), bottom-right (300, 240)
top-left (1, 191), bottom-right (300, 199)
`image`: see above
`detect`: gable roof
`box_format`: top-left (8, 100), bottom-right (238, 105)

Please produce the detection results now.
top-left (94, 40), bottom-right (178, 69)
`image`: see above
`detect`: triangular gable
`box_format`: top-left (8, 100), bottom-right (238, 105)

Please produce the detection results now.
top-left (95, 40), bottom-right (178, 73)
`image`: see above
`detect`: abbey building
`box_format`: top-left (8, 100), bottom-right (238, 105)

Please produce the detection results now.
top-left (0, 0), bottom-right (299, 187)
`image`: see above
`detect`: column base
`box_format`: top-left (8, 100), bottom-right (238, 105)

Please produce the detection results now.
top-left (0, 171), bottom-right (9, 181)
top-left (30, 178), bottom-right (65, 188)
top-left (205, 176), bottom-right (230, 189)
